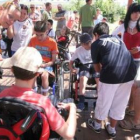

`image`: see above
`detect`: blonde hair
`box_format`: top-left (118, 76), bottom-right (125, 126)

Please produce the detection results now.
top-left (2, 0), bottom-right (20, 11)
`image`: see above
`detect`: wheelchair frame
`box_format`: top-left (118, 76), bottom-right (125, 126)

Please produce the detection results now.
top-left (69, 60), bottom-right (98, 108)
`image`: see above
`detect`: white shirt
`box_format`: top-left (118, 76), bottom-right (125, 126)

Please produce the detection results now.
top-left (94, 14), bottom-right (103, 25)
top-left (47, 29), bottom-right (55, 38)
top-left (11, 18), bottom-right (33, 51)
top-left (112, 24), bottom-right (125, 40)
top-left (71, 46), bottom-right (92, 64)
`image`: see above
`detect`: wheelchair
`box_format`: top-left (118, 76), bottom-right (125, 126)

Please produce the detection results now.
top-left (0, 97), bottom-right (50, 140)
top-left (37, 59), bottom-right (69, 100)
top-left (69, 59), bottom-right (98, 109)
top-left (0, 97), bottom-right (74, 140)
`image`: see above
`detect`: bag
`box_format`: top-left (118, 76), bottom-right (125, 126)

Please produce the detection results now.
top-left (0, 97), bottom-right (50, 140)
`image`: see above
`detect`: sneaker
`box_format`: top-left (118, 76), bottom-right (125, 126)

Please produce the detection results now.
top-left (105, 122), bottom-right (116, 138)
top-left (134, 134), bottom-right (140, 140)
top-left (87, 119), bottom-right (101, 133)
top-left (76, 102), bottom-right (85, 112)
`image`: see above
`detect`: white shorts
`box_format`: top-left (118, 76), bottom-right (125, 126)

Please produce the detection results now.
top-left (95, 80), bottom-right (134, 121)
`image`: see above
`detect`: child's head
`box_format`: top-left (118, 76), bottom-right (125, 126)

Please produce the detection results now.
top-left (0, 47), bottom-right (43, 80)
top-left (93, 22), bottom-right (109, 41)
top-left (80, 33), bottom-right (92, 50)
top-left (47, 19), bottom-right (53, 29)
top-left (60, 26), bottom-right (70, 36)
top-left (34, 21), bottom-right (48, 41)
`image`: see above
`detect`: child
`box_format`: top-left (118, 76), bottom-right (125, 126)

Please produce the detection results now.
top-left (87, 22), bottom-right (136, 138)
top-left (29, 21), bottom-right (58, 96)
top-left (0, 47), bottom-right (77, 139)
top-left (69, 33), bottom-right (97, 112)
top-left (47, 19), bottom-right (55, 39)
top-left (57, 26), bottom-right (70, 48)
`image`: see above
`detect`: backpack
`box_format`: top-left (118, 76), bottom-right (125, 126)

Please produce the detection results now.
top-left (0, 97), bottom-right (50, 140)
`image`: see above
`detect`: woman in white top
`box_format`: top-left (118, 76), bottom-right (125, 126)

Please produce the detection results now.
top-left (113, 3), bottom-right (140, 130)
top-left (7, 4), bottom-right (33, 56)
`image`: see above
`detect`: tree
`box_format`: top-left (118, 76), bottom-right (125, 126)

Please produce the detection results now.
top-left (95, 0), bottom-right (126, 22)
top-left (68, 0), bottom-right (85, 11)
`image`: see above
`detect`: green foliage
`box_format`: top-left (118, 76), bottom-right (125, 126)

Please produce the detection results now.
top-left (135, 0), bottom-right (140, 3)
top-left (95, 0), bottom-right (126, 23)
top-left (68, 0), bottom-right (126, 23)
top-left (69, 0), bottom-right (85, 11)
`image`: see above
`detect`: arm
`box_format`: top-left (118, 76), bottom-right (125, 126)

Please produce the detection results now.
top-left (0, 54), bottom-right (2, 61)
top-left (47, 53), bottom-right (57, 66)
top-left (54, 13), bottom-right (61, 21)
top-left (93, 63), bottom-right (101, 72)
top-left (56, 103), bottom-right (77, 140)
top-left (69, 60), bottom-right (77, 73)
top-left (78, 15), bottom-right (82, 31)
top-left (7, 25), bottom-right (14, 39)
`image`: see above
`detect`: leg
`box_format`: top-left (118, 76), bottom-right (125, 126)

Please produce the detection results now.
top-left (87, 82), bottom-right (119, 134)
top-left (79, 76), bottom-right (88, 96)
top-left (127, 84), bottom-right (136, 111)
top-left (134, 86), bottom-right (140, 124)
top-left (77, 76), bottom-right (88, 112)
top-left (41, 71), bottom-right (49, 96)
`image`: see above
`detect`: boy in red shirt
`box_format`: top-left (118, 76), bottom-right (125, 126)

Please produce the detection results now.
top-left (29, 21), bottom-right (58, 95)
top-left (0, 47), bottom-right (77, 139)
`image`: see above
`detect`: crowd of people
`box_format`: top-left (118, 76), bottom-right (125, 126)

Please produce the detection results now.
top-left (0, 0), bottom-right (140, 139)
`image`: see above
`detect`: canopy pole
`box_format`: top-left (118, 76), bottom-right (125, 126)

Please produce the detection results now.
top-left (128, 0), bottom-right (133, 8)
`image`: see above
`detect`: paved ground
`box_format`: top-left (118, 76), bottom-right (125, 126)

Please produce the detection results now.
top-left (0, 69), bottom-right (140, 140)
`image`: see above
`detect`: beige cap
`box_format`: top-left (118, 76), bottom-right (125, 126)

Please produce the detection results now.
top-left (0, 47), bottom-right (44, 73)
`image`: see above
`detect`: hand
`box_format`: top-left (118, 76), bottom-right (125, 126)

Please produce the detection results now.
top-left (41, 63), bottom-right (49, 68)
top-left (131, 47), bottom-right (139, 54)
top-left (70, 68), bottom-right (77, 74)
top-left (57, 103), bottom-right (76, 111)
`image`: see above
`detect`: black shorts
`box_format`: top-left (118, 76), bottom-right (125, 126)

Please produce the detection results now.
top-left (79, 64), bottom-right (95, 78)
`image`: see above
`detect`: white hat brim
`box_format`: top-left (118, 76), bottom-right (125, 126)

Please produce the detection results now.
top-left (0, 58), bottom-right (13, 69)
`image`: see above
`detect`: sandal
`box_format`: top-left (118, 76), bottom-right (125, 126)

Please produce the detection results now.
top-left (125, 108), bottom-right (135, 116)
top-left (119, 119), bottom-right (140, 130)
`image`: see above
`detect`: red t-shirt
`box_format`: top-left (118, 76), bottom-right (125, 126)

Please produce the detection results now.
top-left (123, 32), bottom-right (140, 59)
top-left (0, 85), bottom-right (65, 131)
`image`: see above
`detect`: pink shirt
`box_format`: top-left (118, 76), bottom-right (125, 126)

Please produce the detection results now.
top-left (0, 85), bottom-right (65, 131)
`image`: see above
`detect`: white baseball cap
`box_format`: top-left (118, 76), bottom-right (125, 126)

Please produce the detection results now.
top-left (0, 47), bottom-right (44, 73)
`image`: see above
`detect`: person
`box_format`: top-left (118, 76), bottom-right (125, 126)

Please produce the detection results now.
top-left (0, 1), bottom-right (21, 59)
top-left (79, 0), bottom-right (96, 37)
top-left (87, 22), bottom-right (136, 138)
top-left (112, 3), bottom-right (140, 130)
top-left (47, 19), bottom-right (55, 39)
top-left (0, 47), bottom-right (77, 139)
top-left (57, 26), bottom-right (70, 48)
top-left (94, 8), bottom-right (103, 25)
top-left (42, 2), bottom-right (52, 22)
top-left (0, 29), bottom-right (3, 61)
top-left (54, 4), bottom-right (66, 37)
top-left (29, 4), bottom-right (41, 24)
top-left (7, 4), bottom-right (33, 56)
top-left (69, 33), bottom-right (97, 112)
top-left (29, 21), bottom-right (58, 96)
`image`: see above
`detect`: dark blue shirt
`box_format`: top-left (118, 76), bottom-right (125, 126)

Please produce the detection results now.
top-left (91, 35), bottom-right (136, 84)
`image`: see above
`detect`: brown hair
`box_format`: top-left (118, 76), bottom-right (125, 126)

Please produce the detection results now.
top-left (12, 66), bottom-right (37, 80)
